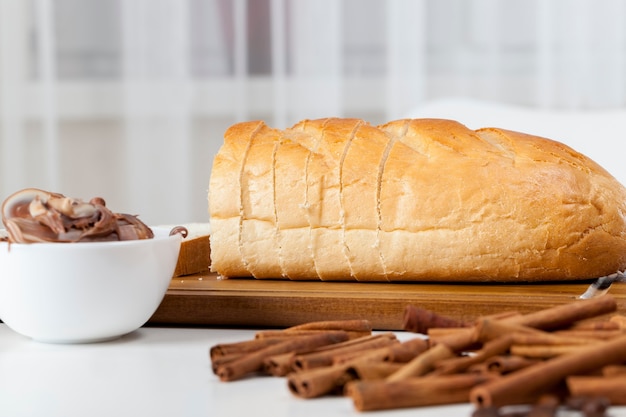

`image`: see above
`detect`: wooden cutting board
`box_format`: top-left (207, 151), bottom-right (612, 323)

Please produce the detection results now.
top-left (148, 273), bottom-right (626, 330)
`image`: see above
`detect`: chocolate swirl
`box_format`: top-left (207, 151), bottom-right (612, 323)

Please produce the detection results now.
top-left (1, 188), bottom-right (153, 243)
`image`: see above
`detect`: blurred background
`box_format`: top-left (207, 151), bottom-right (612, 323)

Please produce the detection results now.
top-left (1, 0), bottom-right (625, 225)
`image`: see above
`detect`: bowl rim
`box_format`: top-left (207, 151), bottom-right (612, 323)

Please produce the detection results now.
top-left (0, 226), bottom-right (179, 248)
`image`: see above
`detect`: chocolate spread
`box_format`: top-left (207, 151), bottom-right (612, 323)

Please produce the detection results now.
top-left (1, 188), bottom-right (153, 243)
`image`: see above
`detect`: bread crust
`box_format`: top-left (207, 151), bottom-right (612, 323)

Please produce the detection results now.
top-left (273, 131), bottom-right (318, 279)
top-left (295, 118), bottom-right (365, 280)
top-left (240, 123), bottom-right (283, 278)
top-left (342, 123), bottom-right (391, 281)
top-left (166, 223), bottom-right (211, 277)
top-left (209, 118), bottom-right (626, 282)
top-left (208, 121), bottom-right (261, 277)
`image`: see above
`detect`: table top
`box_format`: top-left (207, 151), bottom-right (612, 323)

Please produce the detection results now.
top-left (1, 323), bottom-right (625, 417)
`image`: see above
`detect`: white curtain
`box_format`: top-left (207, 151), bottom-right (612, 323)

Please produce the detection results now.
top-left (1, 0), bottom-right (625, 225)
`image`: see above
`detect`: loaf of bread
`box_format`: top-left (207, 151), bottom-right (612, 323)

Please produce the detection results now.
top-left (208, 118), bottom-right (626, 282)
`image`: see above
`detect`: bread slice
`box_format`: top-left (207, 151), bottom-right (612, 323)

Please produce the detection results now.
top-left (209, 121), bottom-right (262, 277)
top-left (342, 122), bottom-right (391, 281)
top-left (171, 223), bottom-right (211, 276)
top-left (273, 131), bottom-right (318, 279)
top-left (240, 123), bottom-right (283, 278)
top-left (294, 118), bottom-right (364, 281)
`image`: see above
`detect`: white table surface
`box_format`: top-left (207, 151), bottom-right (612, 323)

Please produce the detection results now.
top-left (1, 324), bottom-right (625, 417)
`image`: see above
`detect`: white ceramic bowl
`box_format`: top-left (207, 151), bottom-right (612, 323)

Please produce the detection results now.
top-left (0, 227), bottom-right (182, 343)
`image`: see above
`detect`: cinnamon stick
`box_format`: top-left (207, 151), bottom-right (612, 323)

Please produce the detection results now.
top-left (287, 364), bottom-right (353, 398)
top-left (302, 332), bottom-right (395, 352)
top-left (602, 364), bottom-right (626, 376)
top-left (331, 345), bottom-right (390, 365)
top-left (566, 375), bottom-right (626, 405)
top-left (386, 342), bottom-right (455, 381)
top-left (551, 329), bottom-right (624, 340)
top-left (287, 360), bottom-right (402, 398)
top-left (209, 337), bottom-right (285, 359)
top-left (474, 318), bottom-right (539, 343)
top-left (347, 362), bottom-right (404, 381)
top-left (286, 319), bottom-right (372, 332)
top-left (210, 296), bottom-right (626, 413)
top-left (211, 353), bottom-right (245, 375)
top-left (433, 335), bottom-right (514, 376)
top-left (291, 333), bottom-right (397, 371)
top-left (385, 337), bottom-right (430, 363)
top-left (470, 334), bottom-right (626, 407)
top-left (426, 327), bottom-right (467, 338)
top-left (215, 331), bottom-right (349, 381)
top-left (509, 344), bottom-right (590, 359)
top-left (403, 305), bottom-right (470, 334)
top-left (346, 373), bottom-right (497, 411)
top-left (254, 319), bottom-right (372, 341)
top-left (263, 352), bottom-right (296, 376)
top-left (510, 332), bottom-right (601, 347)
top-left (428, 327), bottom-right (478, 352)
top-left (568, 319), bottom-right (619, 331)
top-left (482, 355), bottom-right (541, 375)
top-left (287, 356), bottom-right (404, 398)
top-left (475, 319), bottom-right (602, 353)
top-left (332, 337), bottom-right (428, 365)
top-left (255, 329), bottom-right (370, 340)
top-left (504, 295), bottom-right (617, 330)
top-left (427, 296), bottom-right (615, 353)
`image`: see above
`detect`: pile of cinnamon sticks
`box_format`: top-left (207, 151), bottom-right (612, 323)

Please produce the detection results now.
top-left (209, 295), bottom-right (626, 415)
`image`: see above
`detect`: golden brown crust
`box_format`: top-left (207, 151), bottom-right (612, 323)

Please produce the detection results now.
top-left (209, 118), bottom-right (626, 282)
